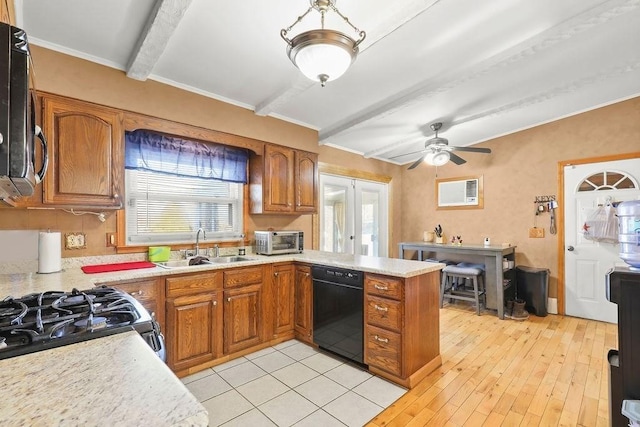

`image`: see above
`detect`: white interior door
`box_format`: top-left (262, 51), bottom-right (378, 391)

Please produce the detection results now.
top-left (564, 159), bottom-right (640, 323)
top-left (320, 174), bottom-right (389, 257)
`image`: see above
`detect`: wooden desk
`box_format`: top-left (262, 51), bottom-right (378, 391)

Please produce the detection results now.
top-left (398, 242), bottom-right (517, 319)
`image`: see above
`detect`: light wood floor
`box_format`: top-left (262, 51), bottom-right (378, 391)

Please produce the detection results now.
top-left (368, 304), bottom-right (618, 427)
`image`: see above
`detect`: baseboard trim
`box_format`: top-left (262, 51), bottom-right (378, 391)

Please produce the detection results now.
top-left (548, 297), bottom-right (558, 314)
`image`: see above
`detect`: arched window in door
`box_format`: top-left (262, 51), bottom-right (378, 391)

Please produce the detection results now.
top-left (577, 170), bottom-right (638, 192)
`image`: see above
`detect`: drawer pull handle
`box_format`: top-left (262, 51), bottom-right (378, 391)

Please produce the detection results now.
top-left (374, 284), bottom-right (388, 291)
top-left (131, 290), bottom-right (144, 296)
top-left (374, 335), bottom-right (389, 343)
top-left (374, 304), bottom-right (388, 312)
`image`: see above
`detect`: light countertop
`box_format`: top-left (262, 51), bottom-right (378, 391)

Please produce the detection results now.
top-left (0, 331), bottom-right (208, 426)
top-left (0, 250), bottom-right (443, 297)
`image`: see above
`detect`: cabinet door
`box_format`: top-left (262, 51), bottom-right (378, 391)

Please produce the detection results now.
top-left (294, 151), bottom-right (318, 213)
top-left (294, 265), bottom-right (313, 343)
top-left (224, 284), bottom-right (263, 354)
top-left (166, 291), bottom-right (222, 372)
top-left (42, 95), bottom-right (123, 207)
top-left (273, 264), bottom-right (295, 335)
top-left (264, 144), bottom-right (294, 212)
top-left (107, 278), bottom-right (164, 331)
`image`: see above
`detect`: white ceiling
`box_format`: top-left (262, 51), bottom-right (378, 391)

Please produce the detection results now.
top-left (17, 0), bottom-right (640, 167)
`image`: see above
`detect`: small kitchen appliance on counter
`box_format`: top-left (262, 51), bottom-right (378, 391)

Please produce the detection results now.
top-left (254, 230), bottom-right (303, 255)
top-left (0, 286), bottom-right (165, 361)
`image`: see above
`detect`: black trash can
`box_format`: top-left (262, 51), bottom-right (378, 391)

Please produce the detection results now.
top-left (515, 265), bottom-right (549, 316)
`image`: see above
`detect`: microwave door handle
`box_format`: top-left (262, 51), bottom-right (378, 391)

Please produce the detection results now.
top-left (34, 125), bottom-right (48, 184)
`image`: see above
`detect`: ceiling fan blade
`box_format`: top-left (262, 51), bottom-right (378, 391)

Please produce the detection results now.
top-left (389, 149), bottom-right (425, 160)
top-left (449, 152), bottom-right (467, 165)
top-left (408, 154), bottom-right (427, 170)
top-left (450, 146), bottom-right (492, 154)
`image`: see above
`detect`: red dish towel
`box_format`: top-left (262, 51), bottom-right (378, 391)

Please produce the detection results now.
top-left (81, 261), bottom-right (156, 274)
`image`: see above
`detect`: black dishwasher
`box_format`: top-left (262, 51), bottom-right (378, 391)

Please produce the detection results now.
top-left (312, 265), bottom-right (365, 365)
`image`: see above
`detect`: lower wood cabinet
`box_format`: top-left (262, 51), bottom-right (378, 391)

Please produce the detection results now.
top-left (224, 284), bottom-right (262, 354)
top-left (294, 264), bottom-right (313, 344)
top-left (104, 277), bottom-right (164, 332)
top-left (223, 265), bottom-right (265, 354)
top-left (364, 271), bottom-right (441, 388)
top-left (165, 272), bottom-right (222, 372)
top-left (166, 291), bottom-right (223, 372)
top-left (273, 263), bottom-right (295, 337)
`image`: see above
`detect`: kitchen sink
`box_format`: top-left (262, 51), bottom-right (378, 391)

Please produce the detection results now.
top-left (208, 256), bottom-right (255, 264)
top-left (154, 256), bottom-right (255, 268)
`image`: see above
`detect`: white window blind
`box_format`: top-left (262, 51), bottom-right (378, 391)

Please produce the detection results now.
top-left (125, 169), bottom-right (244, 245)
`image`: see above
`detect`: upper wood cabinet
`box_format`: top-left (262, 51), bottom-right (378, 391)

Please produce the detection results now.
top-left (250, 144), bottom-right (318, 214)
top-left (41, 94), bottom-right (124, 208)
top-left (294, 151), bottom-right (318, 213)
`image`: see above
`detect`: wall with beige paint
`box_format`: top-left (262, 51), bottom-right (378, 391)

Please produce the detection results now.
top-left (400, 96), bottom-right (640, 298)
top-left (0, 46), bottom-right (402, 257)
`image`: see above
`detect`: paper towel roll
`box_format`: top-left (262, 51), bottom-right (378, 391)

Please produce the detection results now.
top-left (38, 231), bottom-right (62, 274)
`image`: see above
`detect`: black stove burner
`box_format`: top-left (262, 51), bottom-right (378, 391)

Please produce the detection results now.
top-left (0, 286), bottom-right (164, 361)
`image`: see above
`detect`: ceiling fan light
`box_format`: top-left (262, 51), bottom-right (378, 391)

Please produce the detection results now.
top-left (288, 30), bottom-right (356, 85)
top-left (425, 151), bottom-right (450, 166)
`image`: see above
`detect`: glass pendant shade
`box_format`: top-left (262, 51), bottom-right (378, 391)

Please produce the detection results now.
top-left (425, 151), bottom-right (450, 166)
top-left (288, 29), bottom-right (357, 86)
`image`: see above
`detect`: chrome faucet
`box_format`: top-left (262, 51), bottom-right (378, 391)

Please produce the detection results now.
top-left (195, 228), bottom-right (206, 256)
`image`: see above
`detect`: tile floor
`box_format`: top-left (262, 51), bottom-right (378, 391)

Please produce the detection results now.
top-left (181, 339), bottom-right (407, 426)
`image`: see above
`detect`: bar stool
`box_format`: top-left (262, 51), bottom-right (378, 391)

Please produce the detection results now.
top-left (440, 265), bottom-right (486, 315)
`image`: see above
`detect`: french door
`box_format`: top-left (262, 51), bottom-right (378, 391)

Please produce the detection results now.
top-left (319, 174), bottom-right (389, 257)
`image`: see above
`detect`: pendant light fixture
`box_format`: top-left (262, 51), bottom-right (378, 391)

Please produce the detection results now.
top-left (281, 0), bottom-right (366, 87)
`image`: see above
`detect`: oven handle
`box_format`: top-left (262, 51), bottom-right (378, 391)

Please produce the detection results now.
top-left (312, 278), bottom-right (363, 291)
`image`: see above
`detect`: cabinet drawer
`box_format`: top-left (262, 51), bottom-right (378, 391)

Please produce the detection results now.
top-left (110, 278), bottom-right (158, 304)
top-left (365, 325), bottom-right (401, 377)
top-left (166, 272), bottom-right (221, 298)
top-left (365, 274), bottom-right (403, 300)
top-left (366, 295), bottom-right (402, 332)
top-left (223, 266), bottom-right (263, 288)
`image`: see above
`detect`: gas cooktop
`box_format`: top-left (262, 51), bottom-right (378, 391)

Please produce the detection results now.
top-left (0, 286), bottom-right (164, 360)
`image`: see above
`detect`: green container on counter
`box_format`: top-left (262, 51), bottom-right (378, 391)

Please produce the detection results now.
top-left (148, 246), bottom-right (171, 262)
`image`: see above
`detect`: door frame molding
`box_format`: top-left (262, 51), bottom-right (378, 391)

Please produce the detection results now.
top-left (557, 151), bottom-right (640, 315)
top-left (313, 163), bottom-right (392, 253)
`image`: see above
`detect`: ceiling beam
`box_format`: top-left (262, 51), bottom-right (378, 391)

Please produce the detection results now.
top-left (254, 0), bottom-right (441, 116)
top-left (321, 0), bottom-right (640, 147)
top-left (126, 0), bottom-right (193, 81)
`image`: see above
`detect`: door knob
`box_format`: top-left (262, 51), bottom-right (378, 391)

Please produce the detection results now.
top-left (567, 246), bottom-right (575, 251)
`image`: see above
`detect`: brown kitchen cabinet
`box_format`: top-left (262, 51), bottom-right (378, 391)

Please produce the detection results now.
top-left (364, 272), bottom-right (441, 388)
top-left (41, 93), bottom-right (124, 208)
top-left (223, 266), bottom-right (265, 354)
top-left (165, 272), bottom-right (223, 372)
top-left (294, 264), bottom-right (313, 344)
top-left (272, 263), bottom-right (295, 337)
top-left (106, 277), bottom-right (165, 331)
top-left (249, 144), bottom-right (318, 214)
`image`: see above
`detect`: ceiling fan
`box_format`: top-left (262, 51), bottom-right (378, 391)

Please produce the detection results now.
top-left (400, 123), bottom-right (492, 169)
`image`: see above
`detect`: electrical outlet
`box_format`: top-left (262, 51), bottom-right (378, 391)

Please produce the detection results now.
top-left (106, 233), bottom-right (116, 247)
top-left (65, 232), bottom-right (86, 249)
top-left (529, 227), bottom-right (545, 238)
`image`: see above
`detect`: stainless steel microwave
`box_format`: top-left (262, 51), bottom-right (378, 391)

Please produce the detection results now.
top-left (0, 22), bottom-right (48, 202)
top-left (254, 231), bottom-right (304, 255)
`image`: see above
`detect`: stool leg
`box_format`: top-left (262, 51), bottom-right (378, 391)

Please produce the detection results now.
top-left (473, 276), bottom-right (480, 315)
top-left (440, 271), bottom-right (446, 308)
